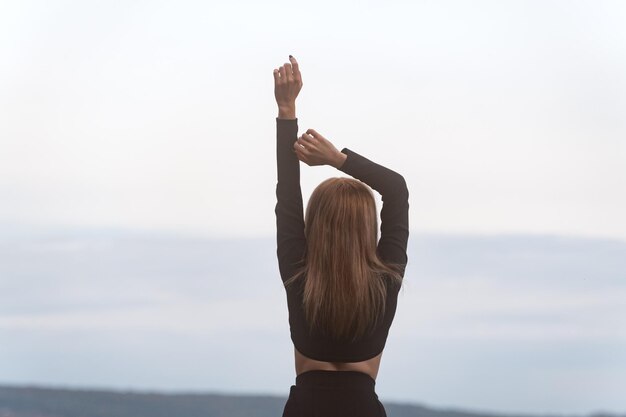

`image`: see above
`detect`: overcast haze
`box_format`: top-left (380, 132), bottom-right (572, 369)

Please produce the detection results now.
top-left (1, 231), bottom-right (625, 415)
top-left (1, 0), bottom-right (625, 239)
top-left (1, 0), bottom-right (626, 415)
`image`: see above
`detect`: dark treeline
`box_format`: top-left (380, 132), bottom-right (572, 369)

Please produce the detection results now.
top-left (0, 385), bottom-right (622, 417)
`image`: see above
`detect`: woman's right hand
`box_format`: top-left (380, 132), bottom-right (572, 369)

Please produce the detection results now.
top-left (273, 55), bottom-right (303, 117)
top-left (294, 129), bottom-right (347, 168)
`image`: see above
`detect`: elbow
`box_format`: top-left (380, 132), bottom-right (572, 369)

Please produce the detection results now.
top-left (396, 175), bottom-right (409, 199)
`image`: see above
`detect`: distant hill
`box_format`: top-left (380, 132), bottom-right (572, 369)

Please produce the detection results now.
top-left (0, 385), bottom-right (623, 417)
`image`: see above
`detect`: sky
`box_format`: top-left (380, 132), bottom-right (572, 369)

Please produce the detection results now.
top-left (1, 232), bottom-right (625, 415)
top-left (1, 0), bottom-right (626, 415)
top-left (1, 0), bottom-right (625, 240)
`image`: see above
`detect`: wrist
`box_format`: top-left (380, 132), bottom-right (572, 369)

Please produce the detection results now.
top-left (330, 151), bottom-right (347, 169)
top-left (277, 105), bottom-right (296, 119)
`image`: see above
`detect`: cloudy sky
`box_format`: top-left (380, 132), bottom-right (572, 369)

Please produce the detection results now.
top-left (1, 232), bottom-right (625, 415)
top-left (1, 0), bottom-right (625, 240)
top-left (1, 0), bottom-right (625, 415)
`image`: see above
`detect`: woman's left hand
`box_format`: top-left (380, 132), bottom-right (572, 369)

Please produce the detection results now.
top-left (273, 56), bottom-right (303, 113)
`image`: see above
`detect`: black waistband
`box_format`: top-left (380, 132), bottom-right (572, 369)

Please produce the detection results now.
top-left (295, 370), bottom-right (376, 390)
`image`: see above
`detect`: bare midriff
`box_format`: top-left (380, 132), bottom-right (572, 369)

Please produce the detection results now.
top-left (294, 347), bottom-right (383, 381)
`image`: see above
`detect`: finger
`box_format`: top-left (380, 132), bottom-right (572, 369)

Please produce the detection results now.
top-left (273, 69), bottom-right (279, 83)
top-left (296, 137), bottom-right (313, 153)
top-left (295, 137), bottom-right (306, 151)
top-left (295, 146), bottom-right (309, 164)
top-left (294, 139), bottom-right (305, 152)
top-left (278, 66), bottom-right (285, 81)
top-left (306, 129), bottom-right (326, 142)
top-left (305, 129), bottom-right (323, 140)
top-left (283, 62), bottom-right (294, 82)
top-left (293, 142), bottom-right (308, 160)
top-left (299, 134), bottom-right (316, 147)
top-left (289, 56), bottom-right (301, 81)
top-left (301, 133), bottom-right (316, 145)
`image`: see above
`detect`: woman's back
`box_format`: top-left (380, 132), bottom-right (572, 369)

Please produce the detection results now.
top-left (276, 118), bottom-right (409, 380)
top-left (294, 347), bottom-right (383, 381)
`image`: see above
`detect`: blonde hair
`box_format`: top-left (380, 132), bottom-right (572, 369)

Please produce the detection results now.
top-left (284, 177), bottom-right (404, 343)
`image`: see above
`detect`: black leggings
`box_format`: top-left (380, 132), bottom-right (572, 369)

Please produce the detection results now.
top-left (282, 370), bottom-right (387, 417)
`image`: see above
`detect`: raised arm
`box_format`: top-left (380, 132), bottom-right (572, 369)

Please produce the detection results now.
top-left (337, 148), bottom-right (409, 271)
top-left (293, 129), bottom-right (409, 272)
top-left (274, 56), bottom-right (305, 282)
top-left (275, 118), bottom-right (306, 282)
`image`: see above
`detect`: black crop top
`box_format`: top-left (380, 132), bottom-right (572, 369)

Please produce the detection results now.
top-left (275, 117), bottom-right (409, 362)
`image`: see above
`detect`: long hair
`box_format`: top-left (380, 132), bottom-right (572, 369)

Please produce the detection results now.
top-left (284, 177), bottom-right (404, 343)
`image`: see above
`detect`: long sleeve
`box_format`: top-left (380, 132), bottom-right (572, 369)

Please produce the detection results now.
top-left (337, 147), bottom-right (409, 270)
top-left (275, 117), bottom-right (306, 282)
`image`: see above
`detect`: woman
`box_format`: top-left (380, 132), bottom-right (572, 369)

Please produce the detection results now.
top-left (273, 55), bottom-right (409, 417)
